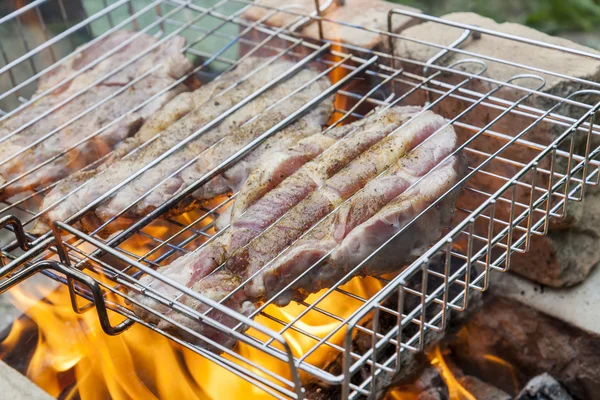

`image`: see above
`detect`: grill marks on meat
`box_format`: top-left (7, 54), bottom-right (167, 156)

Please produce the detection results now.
top-left (35, 58), bottom-right (332, 234)
top-left (263, 127), bottom-right (463, 306)
top-left (228, 110), bottom-right (445, 300)
top-left (0, 31), bottom-right (192, 200)
top-left (131, 110), bottom-right (391, 323)
top-left (227, 107), bottom-right (421, 253)
top-left (32, 58), bottom-right (258, 234)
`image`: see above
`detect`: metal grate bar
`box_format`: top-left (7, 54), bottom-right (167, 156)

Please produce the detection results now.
top-left (2, 1), bottom-right (600, 398)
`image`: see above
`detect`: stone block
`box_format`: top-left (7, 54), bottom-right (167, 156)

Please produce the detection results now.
top-left (0, 361), bottom-right (53, 400)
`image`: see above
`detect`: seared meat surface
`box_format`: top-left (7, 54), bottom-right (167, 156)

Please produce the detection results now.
top-left (131, 107), bottom-right (419, 322)
top-left (33, 58), bottom-right (262, 234)
top-left (225, 109), bottom-right (442, 297)
top-left (259, 125), bottom-right (464, 306)
top-left (0, 31), bottom-right (192, 200)
top-left (226, 111), bottom-right (377, 223)
top-left (35, 58), bottom-right (332, 234)
top-left (130, 107), bottom-right (466, 353)
top-left (331, 155), bottom-right (466, 276)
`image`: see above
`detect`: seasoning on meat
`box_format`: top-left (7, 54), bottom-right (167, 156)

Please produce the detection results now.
top-left (133, 107), bottom-right (466, 354)
top-left (34, 58), bottom-right (333, 234)
top-left (32, 58), bottom-right (263, 234)
top-left (0, 31), bottom-right (192, 201)
top-left (130, 107), bottom-right (420, 322)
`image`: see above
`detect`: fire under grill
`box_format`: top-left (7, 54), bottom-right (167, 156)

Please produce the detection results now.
top-left (0, 0), bottom-right (599, 398)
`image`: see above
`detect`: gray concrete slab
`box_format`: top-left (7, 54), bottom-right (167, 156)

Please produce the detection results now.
top-left (490, 267), bottom-right (600, 336)
top-left (0, 274), bottom-right (61, 332)
top-left (0, 360), bottom-right (54, 400)
top-left (0, 293), bottom-right (20, 333)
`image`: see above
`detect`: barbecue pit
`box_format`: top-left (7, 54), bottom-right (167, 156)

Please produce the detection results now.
top-left (0, 0), bottom-right (599, 399)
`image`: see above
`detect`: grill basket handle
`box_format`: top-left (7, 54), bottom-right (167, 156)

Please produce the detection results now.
top-left (0, 259), bottom-right (133, 335)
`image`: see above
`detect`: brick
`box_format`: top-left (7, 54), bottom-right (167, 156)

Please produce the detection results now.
top-left (452, 294), bottom-right (600, 399)
top-left (301, 0), bottom-right (420, 50)
top-left (394, 12), bottom-right (600, 287)
top-left (242, 0), bottom-right (420, 50)
top-left (242, 0), bottom-right (317, 29)
top-left (394, 12), bottom-right (600, 100)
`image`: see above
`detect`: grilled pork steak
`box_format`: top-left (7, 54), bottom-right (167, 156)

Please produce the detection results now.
top-left (169, 153), bottom-right (466, 352)
top-left (270, 155), bottom-right (467, 306)
top-left (226, 110), bottom-right (447, 300)
top-left (35, 58), bottom-right (332, 234)
top-left (331, 156), bottom-right (466, 275)
top-left (33, 58), bottom-right (264, 234)
top-left (227, 107), bottom-right (421, 253)
top-left (259, 126), bottom-right (464, 306)
top-left (0, 31), bottom-right (192, 200)
top-left (133, 108), bottom-right (466, 353)
top-left (131, 107), bottom-right (420, 322)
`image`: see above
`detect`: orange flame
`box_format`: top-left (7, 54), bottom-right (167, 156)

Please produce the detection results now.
top-left (427, 345), bottom-right (476, 400)
top-left (482, 354), bottom-right (519, 393)
top-left (385, 344), bottom-right (478, 400)
top-left (0, 37), bottom-right (378, 396)
top-left (1, 216), bottom-right (383, 399)
top-left (3, 283), bottom-right (211, 400)
top-left (326, 25), bottom-right (354, 126)
top-left (386, 389), bottom-right (419, 400)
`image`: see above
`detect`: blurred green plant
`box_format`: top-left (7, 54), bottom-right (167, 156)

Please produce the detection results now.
top-left (526, 0), bottom-right (600, 33)
top-left (390, 0), bottom-right (600, 34)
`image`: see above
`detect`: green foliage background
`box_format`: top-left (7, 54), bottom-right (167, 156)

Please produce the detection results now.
top-left (389, 0), bottom-right (600, 34)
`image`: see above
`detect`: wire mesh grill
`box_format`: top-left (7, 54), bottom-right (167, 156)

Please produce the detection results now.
top-left (0, 1), bottom-right (599, 399)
